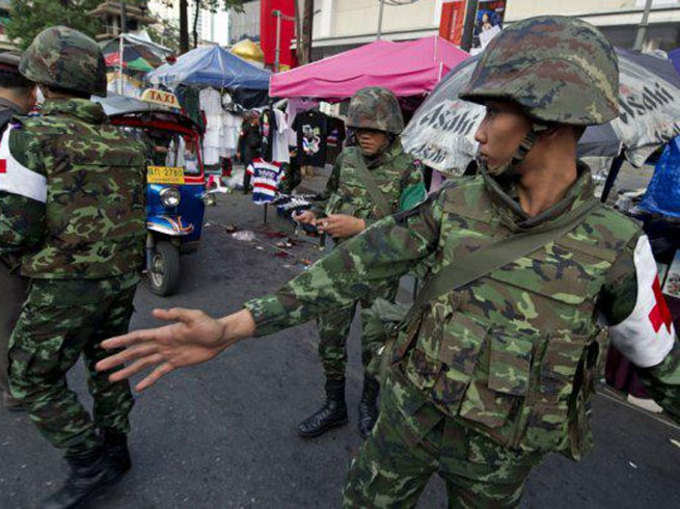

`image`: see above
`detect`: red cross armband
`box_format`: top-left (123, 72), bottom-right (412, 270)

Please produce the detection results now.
top-left (609, 235), bottom-right (675, 368)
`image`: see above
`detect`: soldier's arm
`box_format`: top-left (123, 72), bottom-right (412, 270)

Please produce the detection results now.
top-left (0, 125), bottom-right (47, 268)
top-left (398, 162), bottom-right (427, 212)
top-left (97, 187), bottom-right (446, 389)
top-left (245, 189), bottom-right (444, 335)
top-left (599, 234), bottom-right (680, 421)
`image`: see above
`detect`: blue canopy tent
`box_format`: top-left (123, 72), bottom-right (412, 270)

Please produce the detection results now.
top-left (670, 47), bottom-right (680, 76)
top-left (145, 45), bottom-right (271, 108)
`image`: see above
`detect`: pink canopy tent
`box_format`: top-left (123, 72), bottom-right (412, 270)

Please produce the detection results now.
top-left (269, 35), bottom-right (469, 100)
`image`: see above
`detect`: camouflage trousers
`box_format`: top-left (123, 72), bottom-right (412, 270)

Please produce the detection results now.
top-left (8, 274), bottom-right (138, 457)
top-left (343, 368), bottom-right (544, 508)
top-left (0, 261), bottom-right (28, 395)
top-left (316, 279), bottom-right (399, 381)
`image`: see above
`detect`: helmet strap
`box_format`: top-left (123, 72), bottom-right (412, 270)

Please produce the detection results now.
top-left (481, 122), bottom-right (550, 177)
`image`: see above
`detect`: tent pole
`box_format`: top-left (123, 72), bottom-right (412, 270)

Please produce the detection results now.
top-left (634, 0), bottom-right (654, 51)
top-left (118, 33), bottom-right (124, 95)
top-left (274, 10), bottom-right (282, 73)
top-left (377, 0), bottom-right (385, 40)
top-left (601, 151), bottom-right (626, 203)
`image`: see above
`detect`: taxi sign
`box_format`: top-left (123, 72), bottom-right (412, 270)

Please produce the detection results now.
top-left (141, 89), bottom-right (181, 109)
top-left (147, 166), bottom-right (185, 185)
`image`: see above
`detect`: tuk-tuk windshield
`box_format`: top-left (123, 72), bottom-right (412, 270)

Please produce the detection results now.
top-left (121, 126), bottom-right (203, 176)
top-left (164, 135), bottom-right (201, 176)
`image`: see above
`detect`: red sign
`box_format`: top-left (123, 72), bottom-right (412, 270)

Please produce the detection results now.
top-left (260, 0), bottom-right (296, 70)
top-left (439, 0), bottom-right (467, 46)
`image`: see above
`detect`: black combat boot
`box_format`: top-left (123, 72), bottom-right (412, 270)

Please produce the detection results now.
top-left (100, 428), bottom-right (131, 472)
top-left (297, 378), bottom-right (348, 438)
top-left (41, 446), bottom-right (127, 509)
top-left (357, 376), bottom-right (380, 439)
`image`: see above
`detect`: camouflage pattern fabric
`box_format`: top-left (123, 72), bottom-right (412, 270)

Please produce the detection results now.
top-left (343, 369), bottom-right (543, 507)
top-left (311, 138), bottom-right (424, 380)
top-left (19, 26), bottom-right (107, 97)
top-left (3, 99), bottom-right (147, 279)
top-left (460, 16), bottom-right (619, 126)
top-left (0, 261), bottom-right (27, 396)
top-left (318, 139), bottom-right (426, 228)
top-left (346, 87), bottom-right (405, 134)
top-left (0, 192), bottom-right (45, 271)
top-left (318, 280), bottom-right (398, 381)
top-left (246, 164), bottom-right (678, 460)
top-left (8, 274), bottom-right (137, 455)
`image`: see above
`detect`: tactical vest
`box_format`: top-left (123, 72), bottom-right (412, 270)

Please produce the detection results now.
top-left (325, 145), bottom-right (415, 221)
top-left (17, 112), bottom-right (147, 279)
top-left (397, 177), bottom-right (639, 459)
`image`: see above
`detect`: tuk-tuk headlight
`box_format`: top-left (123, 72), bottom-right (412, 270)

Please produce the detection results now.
top-left (160, 187), bottom-right (181, 208)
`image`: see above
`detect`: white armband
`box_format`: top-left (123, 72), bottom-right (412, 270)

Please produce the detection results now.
top-left (0, 125), bottom-right (47, 203)
top-left (609, 235), bottom-right (675, 368)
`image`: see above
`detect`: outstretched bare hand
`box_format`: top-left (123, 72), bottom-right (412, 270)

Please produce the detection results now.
top-left (95, 308), bottom-right (255, 391)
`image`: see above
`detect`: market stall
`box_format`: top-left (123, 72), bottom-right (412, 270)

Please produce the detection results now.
top-left (145, 45), bottom-right (272, 168)
top-left (146, 45), bottom-right (271, 108)
top-left (102, 32), bottom-right (173, 98)
top-left (267, 35), bottom-right (471, 196)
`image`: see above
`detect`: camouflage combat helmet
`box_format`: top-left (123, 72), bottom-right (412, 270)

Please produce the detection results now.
top-left (19, 26), bottom-right (107, 97)
top-left (346, 87), bottom-right (404, 134)
top-left (460, 16), bottom-right (619, 126)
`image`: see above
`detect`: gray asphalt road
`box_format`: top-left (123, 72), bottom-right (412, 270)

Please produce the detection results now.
top-left (1, 189), bottom-right (679, 509)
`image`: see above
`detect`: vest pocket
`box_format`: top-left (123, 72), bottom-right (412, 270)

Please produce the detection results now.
top-left (431, 314), bottom-right (488, 409)
top-left (405, 312), bottom-right (487, 412)
top-left (520, 335), bottom-right (587, 451)
top-left (459, 331), bottom-right (533, 429)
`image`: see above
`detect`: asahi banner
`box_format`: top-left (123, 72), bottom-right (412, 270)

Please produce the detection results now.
top-left (404, 48), bottom-right (680, 175)
top-left (402, 56), bottom-right (482, 175)
top-left (611, 48), bottom-right (680, 167)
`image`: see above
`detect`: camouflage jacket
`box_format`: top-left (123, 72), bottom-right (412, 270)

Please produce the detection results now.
top-left (316, 139), bottom-right (426, 228)
top-left (0, 98), bottom-right (147, 279)
top-left (246, 165), bottom-right (680, 457)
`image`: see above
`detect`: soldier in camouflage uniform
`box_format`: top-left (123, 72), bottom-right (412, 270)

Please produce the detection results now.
top-left (96, 16), bottom-right (680, 508)
top-left (0, 27), bottom-right (147, 509)
top-left (0, 51), bottom-right (36, 411)
top-left (294, 86), bottom-right (426, 438)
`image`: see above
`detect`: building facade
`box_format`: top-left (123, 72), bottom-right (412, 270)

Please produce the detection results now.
top-left (229, 0), bottom-right (261, 44)
top-left (505, 0), bottom-right (680, 51)
top-left (306, 0), bottom-right (680, 60)
top-left (90, 1), bottom-right (156, 41)
top-left (147, 0), bottom-right (230, 46)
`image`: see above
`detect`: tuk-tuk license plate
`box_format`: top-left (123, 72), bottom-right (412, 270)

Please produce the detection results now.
top-left (148, 166), bottom-right (185, 185)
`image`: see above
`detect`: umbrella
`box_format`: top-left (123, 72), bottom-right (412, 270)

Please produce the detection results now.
top-left (402, 48), bottom-right (680, 176)
top-left (101, 37), bottom-right (166, 73)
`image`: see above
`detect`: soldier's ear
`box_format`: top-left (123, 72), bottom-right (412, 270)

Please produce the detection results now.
top-left (29, 85), bottom-right (38, 106)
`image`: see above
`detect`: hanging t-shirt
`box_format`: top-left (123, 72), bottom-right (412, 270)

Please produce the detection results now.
top-left (221, 112), bottom-right (242, 158)
top-left (200, 87), bottom-right (224, 165)
top-left (246, 158), bottom-right (285, 204)
top-left (260, 108), bottom-right (277, 162)
top-left (293, 110), bottom-right (328, 167)
top-left (326, 116), bottom-right (346, 165)
top-left (272, 108), bottom-right (291, 164)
